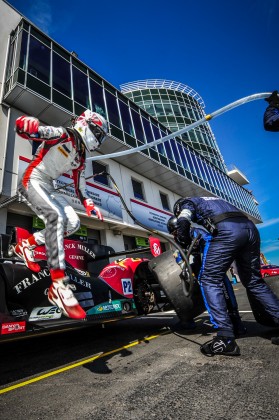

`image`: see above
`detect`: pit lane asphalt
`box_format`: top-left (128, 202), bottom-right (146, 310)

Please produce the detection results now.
top-left (0, 282), bottom-right (279, 420)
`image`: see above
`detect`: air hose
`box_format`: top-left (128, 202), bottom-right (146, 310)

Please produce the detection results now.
top-left (87, 92), bottom-right (271, 162)
top-left (106, 172), bottom-right (195, 296)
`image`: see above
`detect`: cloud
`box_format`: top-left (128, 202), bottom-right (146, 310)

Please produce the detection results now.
top-left (261, 237), bottom-right (279, 255)
top-left (257, 217), bottom-right (279, 229)
top-left (261, 243), bottom-right (279, 254)
top-left (29, 1), bottom-right (52, 34)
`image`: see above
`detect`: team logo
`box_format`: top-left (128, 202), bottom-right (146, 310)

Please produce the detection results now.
top-left (29, 306), bottom-right (62, 321)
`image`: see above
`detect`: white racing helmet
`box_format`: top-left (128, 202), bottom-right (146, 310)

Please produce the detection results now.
top-left (74, 110), bottom-right (108, 152)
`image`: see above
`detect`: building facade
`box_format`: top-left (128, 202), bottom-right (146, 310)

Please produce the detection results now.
top-left (120, 79), bottom-right (226, 172)
top-left (0, 1), bottom-right (261, 256)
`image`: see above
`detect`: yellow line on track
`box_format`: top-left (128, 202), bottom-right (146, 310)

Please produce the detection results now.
top-left (0, 330), bottom-right (170, 395)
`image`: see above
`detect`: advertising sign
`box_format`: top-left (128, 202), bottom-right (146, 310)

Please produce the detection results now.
top-left (130, 199), bottom-right (172, 233)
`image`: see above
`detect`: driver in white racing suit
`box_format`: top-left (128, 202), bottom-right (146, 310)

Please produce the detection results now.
top-left (14, 110), bottom-right (108, 319)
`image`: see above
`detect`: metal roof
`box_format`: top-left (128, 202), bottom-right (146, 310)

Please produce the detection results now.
top-left (120, 79), bottom-right (205, 108)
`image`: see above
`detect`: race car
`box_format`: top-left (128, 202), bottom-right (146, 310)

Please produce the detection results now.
top-left (0, 227), bottom-right (205, 341)
top-left (1, 226), bottom-right (278, 342)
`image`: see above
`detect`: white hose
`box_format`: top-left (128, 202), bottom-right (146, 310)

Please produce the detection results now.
top-left (87, 92), bottom-right (270, 162)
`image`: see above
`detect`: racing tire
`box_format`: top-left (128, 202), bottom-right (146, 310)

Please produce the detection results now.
top-left (148, 250), bottom-right (205, 323)
top-left (247, 275), bottom-right (279, 327)
top-left (264, 275), bottom-right (279, 297)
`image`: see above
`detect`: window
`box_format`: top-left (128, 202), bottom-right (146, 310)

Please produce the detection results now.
top-left (132, 179), bottom-right (145, 201)
top-left (52, 52), bottom-right (71, 97)
top-left (154, 104), bottom-right (165, 115)
top-left (162, 140), bottom-right (173, 162)
top-left (28, 35), bottom-right (50, 84)
top-left (90, 78), bottom-right (106, 118)
top-left (15, 30), bottom-right (28, 71)
top-left (105, 90), bottom-right (121, 128)
top-left (72, 66), bottom-right (90, 108)
top-left (119, 100), bottom-right (133, 136)
top-left (160, 192), bottom-right (170, 211)
top-left (172, 104), bottom-right (181, 116)
top-left (92, 161), bottom-right (109, 186)
top-left (141, 117), bottom-right (154, 143)
top-left (163, 104), bottom-right (173, 115)
top-left (130, 109), bottom-right (145, 143)
top-left (144, 104), bottom-right (155, 116)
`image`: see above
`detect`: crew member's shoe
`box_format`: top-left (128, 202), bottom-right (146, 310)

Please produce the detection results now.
top-left (200, 336), bottom-right (240, 357)
top-left (14, 240), bottom-right (41, 273)
top-left (48, 277), bottom-right (86, 320)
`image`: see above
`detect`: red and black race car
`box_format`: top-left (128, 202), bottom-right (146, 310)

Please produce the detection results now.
top-left (0, 227), bottom-right (206, 341)
top-left (1, 226), bottom-right (278, 342)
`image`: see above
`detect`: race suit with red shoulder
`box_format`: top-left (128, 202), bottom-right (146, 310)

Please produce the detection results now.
top-left (18, 125), bottom-right (89, 271)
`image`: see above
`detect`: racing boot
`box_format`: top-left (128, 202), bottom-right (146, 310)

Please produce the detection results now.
top-left (200, 335), bottom-right (240, 357)
top-left (48, 274), bottom-right (86, 320)
top-left (14, 239), bottom-right (41, 273)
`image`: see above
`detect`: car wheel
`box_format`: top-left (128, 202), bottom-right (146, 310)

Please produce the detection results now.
top-left (148, 250), bottom-right (205, 323)
top-left (248, 275), bottom-right (279, 326)
top-left (134, 277), bottom-right (156, 315)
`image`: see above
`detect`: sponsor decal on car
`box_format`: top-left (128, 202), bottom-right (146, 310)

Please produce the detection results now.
top-left (13, 268), bottom-right (50, 294)
top-left (1, 321), bottom-right (26, 335)
top-left (68, 273), bottom-right (92, 289)
top-left (97, 302), bottom-right (121, 312)
top-left (29, 306), bottom-right (62, 321)
top-left (10, 309), bottom-right (28, 318)
top-left (76, 243), bottom-right (96, 259)
top-left (86, 300), bottom-right (122, 315)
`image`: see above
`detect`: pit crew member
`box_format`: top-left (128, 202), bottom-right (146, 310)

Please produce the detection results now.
top-left (173, 197), bottom-right (279, 356)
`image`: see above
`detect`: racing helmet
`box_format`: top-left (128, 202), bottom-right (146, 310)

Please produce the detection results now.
top-left (74, 110), bottom-right (108, 152)
top-left (167, 216), bottom-right (179, 234)
top-left (173, 198), bottom-right (186, 217)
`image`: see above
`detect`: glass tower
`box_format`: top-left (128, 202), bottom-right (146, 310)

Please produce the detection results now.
top-left (120, 79), bottom-right (226, 172)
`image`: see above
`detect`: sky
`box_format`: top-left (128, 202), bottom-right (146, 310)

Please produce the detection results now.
top-left (6, 0), bottom-right (279, 264)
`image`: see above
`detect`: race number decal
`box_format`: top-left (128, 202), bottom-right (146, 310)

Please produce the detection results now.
top-left (121, 278), bottom-right (133, 295)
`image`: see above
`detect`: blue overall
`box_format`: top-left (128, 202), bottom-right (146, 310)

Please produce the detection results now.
top-left (191, 227), bottom-right (239, 321)
top-left (177, 197), bottom-right (279, 337)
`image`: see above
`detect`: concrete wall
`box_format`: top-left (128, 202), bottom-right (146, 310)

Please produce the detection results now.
top-left (0, 1), bottom-right (21, 194)
top-left (0, 1), bottom-right (21, 84)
